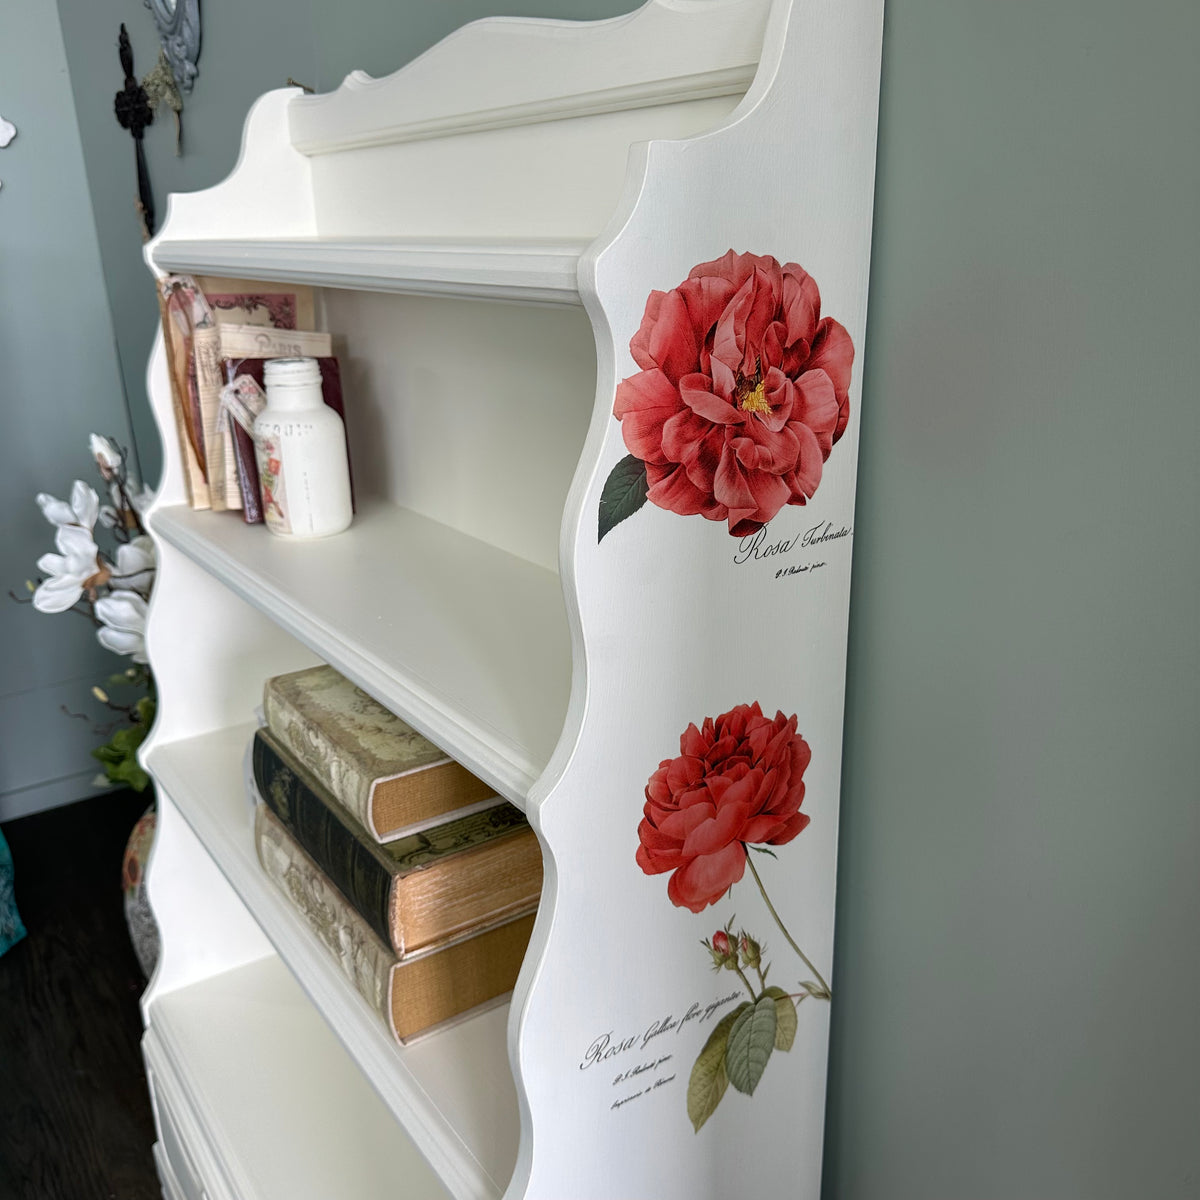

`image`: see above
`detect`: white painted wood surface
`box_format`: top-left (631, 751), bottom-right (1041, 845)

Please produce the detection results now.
top-left (151, 237), bottom-right (590, 305)
top-left (148, 724), bottom-right (519, 1200)
top-left (137, 2), bottom-right (883, 1197)
top-left (149, 502), bottom-right (570, 803)
top-left (145, 957), bottom-right (453, 1200)
top-left (512, 0), bottom-right (883, 1193)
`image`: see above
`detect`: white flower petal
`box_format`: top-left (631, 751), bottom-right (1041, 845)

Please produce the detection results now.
top-left (36, 552), bottom-right (67, 575)
top-left (70, 480), bottom-right (99, 529)
top-left (130, 486), bottom-right (154, 514)
top-left (89, 434), bottom-right (123, 472)
top-left (99, 506), bottom-right (119, 528)
top-left (95, 589), bottom-right (148, 633)
top-left (111, 570), bottom-right (154, 595)
top-left (97, 626), bottom-right (147, 662)
top-left (36, 492), bottom-right (75, 526)
top-left (33, 576), bottom-right (83, 613)
top-left (115, 537), bottom-right (155, 575)
top-left (55, 524), bottom-right (98, 570)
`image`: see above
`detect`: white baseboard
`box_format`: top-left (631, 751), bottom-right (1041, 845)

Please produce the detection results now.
top-left (0, 769), bottom-right (111, 823)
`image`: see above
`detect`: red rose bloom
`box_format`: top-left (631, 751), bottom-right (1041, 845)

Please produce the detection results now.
top-left (636, 703), bottom-right (812, 913)
top-left (614, 251), bottom-right (854, 537)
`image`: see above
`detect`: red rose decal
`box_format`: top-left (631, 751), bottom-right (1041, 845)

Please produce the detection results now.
top-left (606, 250), bottom-right (854, 540)
top-left (636, 702), bottom-right (812, 913)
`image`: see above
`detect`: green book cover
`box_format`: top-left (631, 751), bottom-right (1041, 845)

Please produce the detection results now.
top-left (252, 727), bottom-right (530, 950)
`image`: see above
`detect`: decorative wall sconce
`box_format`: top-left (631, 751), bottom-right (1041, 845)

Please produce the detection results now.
top-left (144, 0), bottom-right (201, 94)
top-left (0, 115), bottom-right (14, 193)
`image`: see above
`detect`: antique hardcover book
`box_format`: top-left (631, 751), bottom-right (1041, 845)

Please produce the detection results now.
top-left (252, 727), bottom-right (542, 954)
top-left (255, 804), bottom-right (535, 1042)
top-left (158, 283), bottom-right (210, 509)
top-left (192, 278), bottom-right (318, 512)
top-left (263, 664), bottom-right (494, 840)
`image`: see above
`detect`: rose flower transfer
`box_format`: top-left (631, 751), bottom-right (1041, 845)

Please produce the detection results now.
top-left (599, 251), bottom-right (854, 541)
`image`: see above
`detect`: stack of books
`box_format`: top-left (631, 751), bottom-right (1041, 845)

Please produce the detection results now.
top-left (250, 663), bottom-right (542, 1042)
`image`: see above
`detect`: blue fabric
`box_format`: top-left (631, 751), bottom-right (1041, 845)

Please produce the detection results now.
top-left (0, 825), bottom-right (26, 956)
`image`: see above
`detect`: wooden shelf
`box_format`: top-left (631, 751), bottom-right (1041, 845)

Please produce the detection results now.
top-left (150, 501), bottom-right (570, 806)
top-left (145, 956), bottom-right (453, 1200)
top-left (147, 722), bottom-right (521, 1200)
top-left (150, 237), bottom-right (588, 305)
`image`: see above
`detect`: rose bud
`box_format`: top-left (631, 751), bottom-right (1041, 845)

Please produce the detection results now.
top-left (705, 930), bottom-right (738, 970)
top-left (738, 933), bottom-right (762, 971)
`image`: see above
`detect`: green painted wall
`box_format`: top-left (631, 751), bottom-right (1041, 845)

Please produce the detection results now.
top-left (0, 0), bottom-right (139, 820)
top-left (50, 0), bottom-right (1200, 1193)
top-left (825, 2), bottom-right (1198, 1195)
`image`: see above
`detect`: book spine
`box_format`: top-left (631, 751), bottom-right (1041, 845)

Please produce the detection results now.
top-left (254, 805), bottom-right (392, 1022)
top-left (231, 420), bottom-right (264, 523)
top-left (262, 685), bottom-right (374, 832)
top-left (157, 293), bottom-right (210, 510)
top-left (194, 325), bottom-right (241, 512)
top-left (252, 730), bottom-right (395, 949)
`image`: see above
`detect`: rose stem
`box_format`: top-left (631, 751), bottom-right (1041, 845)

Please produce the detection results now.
top-left (731, 963), bottom-right (758, 1001)
top-left (745, 853), bottom-right (831, 999)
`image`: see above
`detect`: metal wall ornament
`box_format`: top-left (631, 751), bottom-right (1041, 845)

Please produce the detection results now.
top-left (144, 0), bottom-right (201, 94)
top-left (113, 24), bottom-right (156, 240)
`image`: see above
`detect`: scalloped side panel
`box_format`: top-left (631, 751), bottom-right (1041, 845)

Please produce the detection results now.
top-left (145, 88), bottom-right (315, 269)
top-left (509, 0), bottom-right (884, 1195)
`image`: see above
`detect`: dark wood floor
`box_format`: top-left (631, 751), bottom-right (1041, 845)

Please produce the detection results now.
top-left (0, 790), bottom-right (160, 1200)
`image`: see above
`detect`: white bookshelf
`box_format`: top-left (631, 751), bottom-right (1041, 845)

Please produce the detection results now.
top-left (150, 501), bottom-right (569, 803)
top-left (144, 956), bottom-right (453, 1200)
top-left (147, 723), bottom-right (519, 1200)
top-left (137, 3), bottom-right (883, 1198)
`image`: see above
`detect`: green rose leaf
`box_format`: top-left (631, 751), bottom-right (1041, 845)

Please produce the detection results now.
top-left (687, 1003), bottom-right (747, 1133)
top-left (764, 985), bottom-right (798, 1052)
top-left (597, 454), bottom-right (648, 543)
top-left (725, 994), bottom-right (778, 1095)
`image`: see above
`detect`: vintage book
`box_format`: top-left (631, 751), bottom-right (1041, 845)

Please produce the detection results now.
top-left (158, 281), bottom-right (210, 509)
top-left (192, 323), bottom-right (239, 511)
top-left (252, 726), bottom-right (542, 954)
top-left (263, 664), bottom-right (492, 841)
top-left (221, 354), bottom-right (347, 525)
top-left (196, 276), bottom-right (315, 334)
top-left (255, 804), bottom-right (535, 1042)
top-left (192, 279), bottom-right (317, 512)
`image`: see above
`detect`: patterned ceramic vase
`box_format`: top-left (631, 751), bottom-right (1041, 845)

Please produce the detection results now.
top-left (122, 803), bottom-right (160, 978)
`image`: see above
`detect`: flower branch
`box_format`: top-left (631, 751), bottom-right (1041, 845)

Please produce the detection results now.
top-left (16, 436), bottom-right (157, 791)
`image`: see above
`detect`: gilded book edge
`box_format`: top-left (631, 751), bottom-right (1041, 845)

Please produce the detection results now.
top-left (255, 803), bottom-right (538, 1044)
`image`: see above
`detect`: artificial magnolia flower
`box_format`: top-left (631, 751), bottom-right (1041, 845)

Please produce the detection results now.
top-left (108, 536), bottom-right (156, 594)
top-left (36, 480), bottom-right (99, 532)
top-left (95, 590), bottom-right (149, 663)
top-left (32, 524), bottom-right (102, 613)
top-left (100, 483), bottom-right (154, 530)
top-left (89, 434), bottom-right (124, 480)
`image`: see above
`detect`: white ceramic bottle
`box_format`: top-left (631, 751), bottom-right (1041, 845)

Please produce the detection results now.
top-left (253, 357), bottom-right (352, 538)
